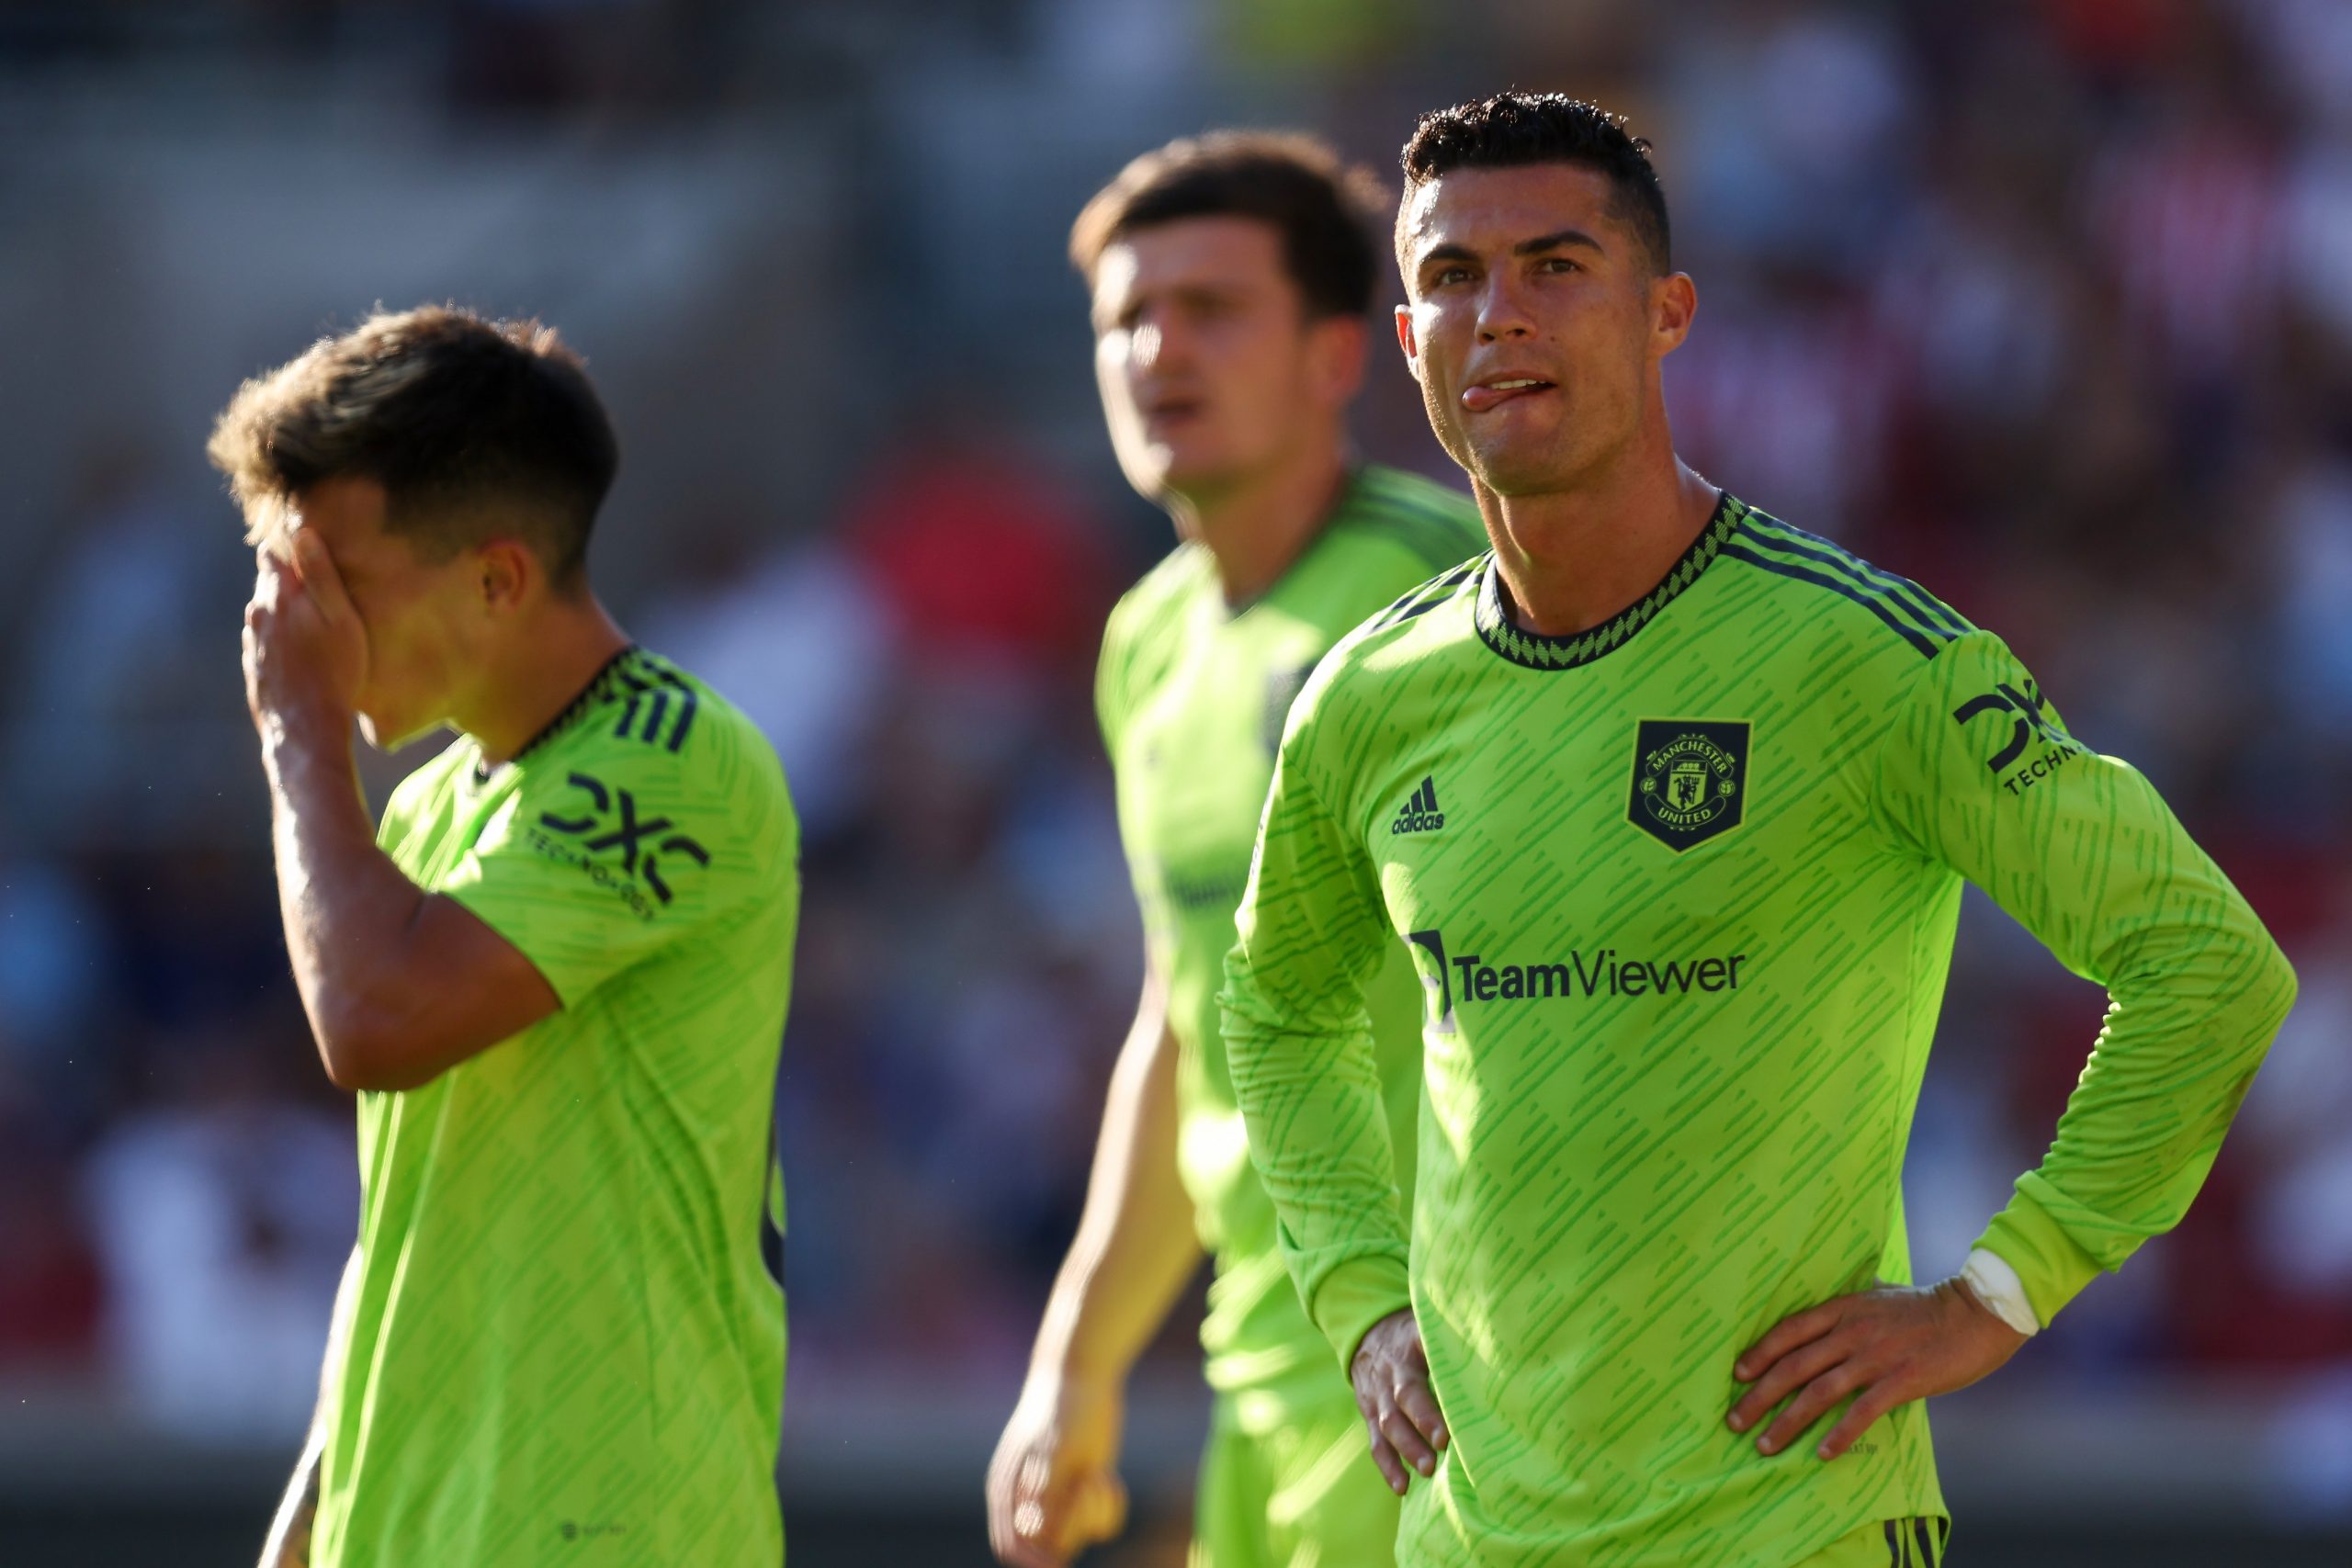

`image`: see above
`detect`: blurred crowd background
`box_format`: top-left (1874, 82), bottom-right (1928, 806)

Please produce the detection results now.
top-left (2, 0), bottom-right (2349, 1562)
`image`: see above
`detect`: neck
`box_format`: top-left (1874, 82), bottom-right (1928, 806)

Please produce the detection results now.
top-left (1481, 430), bottom-right (1718, 638)
top-left (458, 594), bottom-right (632, 766)
top-left (1166, 433), bottom-right (1351, 608)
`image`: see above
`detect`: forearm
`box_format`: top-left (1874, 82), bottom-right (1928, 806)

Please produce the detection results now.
top-left (1223, 976), bottom-right (1410, 1369)
top-left (262, 725), bottom-right (430, 1081)
top-left (1876, 632), bottom-right (2301, 1326)
top-left (1978, 911), bottom-right (2297, 1322)
top-left (1031, 973), bottom-right (1201, 1384)
top-left (1217, 750), bottom-right (1411, 1370)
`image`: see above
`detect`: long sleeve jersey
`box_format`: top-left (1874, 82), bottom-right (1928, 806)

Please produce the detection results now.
top-left (1101, 464), bottom-right (1484, 1404)
top-left (1219, 492), bottom-right (2296, 1566)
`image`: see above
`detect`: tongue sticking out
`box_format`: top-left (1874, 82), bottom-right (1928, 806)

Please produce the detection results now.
top-left (1462, 380), bottom-right (1555, 413)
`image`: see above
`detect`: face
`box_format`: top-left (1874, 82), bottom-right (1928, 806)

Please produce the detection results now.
top-left (1091, 216), bottom-right (1364, 505)
top-left (274, 476), bottom-right (505, 750)
top-left (1396, 164), bottom-right (1694, 497)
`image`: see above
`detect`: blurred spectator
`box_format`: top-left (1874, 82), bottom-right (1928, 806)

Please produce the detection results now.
top-left (780, 651), bottom-right (1140, 1374)
top-left (0, 1128), bottom-right (103, 1376)
top-left (1667, 266), bottom-right (1903, 536)
top-left (638, 518), bottom-right (890, 837)
top-left (2244, 931), bottom-right (2352, 1321)
top-left (80, 1014), bottom-right (355, 1445)
top-left (3, 453), bottom-right (241, 848)
top-left (2272, 443), bottom-right (2352, 745)
top-left (838, 405), bottom-right (1121, 682)
top-left (0, 857), bottom-right (112, 1100)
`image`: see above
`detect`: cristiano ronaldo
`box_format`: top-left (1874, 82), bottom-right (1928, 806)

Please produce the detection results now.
top-left (1220, 93), bottom-right (2296, 1567)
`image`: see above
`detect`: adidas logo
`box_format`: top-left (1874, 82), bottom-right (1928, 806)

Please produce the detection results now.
top-left (1391, 774), bottom-right (1446, 834)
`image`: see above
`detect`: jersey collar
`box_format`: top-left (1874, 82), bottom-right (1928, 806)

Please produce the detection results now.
top-left (468, 643), bottom-right (640, 785)
top-left (1472, 491), bottom-right (1743, 671)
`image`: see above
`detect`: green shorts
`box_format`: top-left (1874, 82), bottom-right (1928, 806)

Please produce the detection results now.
top-left (1795, 1516), bottom-right (1950, 1566)
top-left (1189, 1385), bottom-right (1400, 1568)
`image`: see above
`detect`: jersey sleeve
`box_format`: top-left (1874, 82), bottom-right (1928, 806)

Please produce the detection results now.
top-left (1872, 630), bottom-right (2297, 1325)
top-left (374, 750), bottom-right (456, 851)
top-left (1219, 665), bottom-right (1413, 1370)
top-left (441, 721), bottom-right (793, 1010)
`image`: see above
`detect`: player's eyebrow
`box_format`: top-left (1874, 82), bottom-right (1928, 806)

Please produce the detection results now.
top-left (1097, 278), bottom-right (1250, 325)
top-left (1418, 229), bottom-right (1606, 271)
top-left (1514, 228), bottom-right (1604, 257)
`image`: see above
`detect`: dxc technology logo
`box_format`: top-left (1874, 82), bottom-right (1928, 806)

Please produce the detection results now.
top-left (536, 772), bottom-right (709, 913)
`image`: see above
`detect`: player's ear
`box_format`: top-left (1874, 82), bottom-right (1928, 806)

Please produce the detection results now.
top-left (1395, 304), bottom-right (1423, 383)
top-left (1652, 271), bottom-right (1697, 357)
top-left (476, 538), bottom-right (536, 615)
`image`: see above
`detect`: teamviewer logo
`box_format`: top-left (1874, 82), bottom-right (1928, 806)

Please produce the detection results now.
top-left (1391, 775), bottom-right (1446, 834)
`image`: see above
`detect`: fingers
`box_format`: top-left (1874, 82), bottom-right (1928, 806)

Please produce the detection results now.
top-left (1362, 1412), bottom-right (1411, 1496)
top-left (1351, 1310), bottom-right (1442, 1494)
top-left (1069, 1470), bottom-right (1127, 1545)
top-left (1758, 1359), bottom-right (1867, 1457)
top-left (1727, 1334), bottom-right (1848, 1437)
top-left (288, 531), bottom-right (356, 625)
top-left (1816, 1382), bottom-right (1905, 1461)
top-left (252, 547), bottom-right (287, 610)
top-left (1363, 1371), bottom-right (1446, 1487)
top-left (1734, 1299), bottom-right (1841, 1383)
top-left (1396, 1379), bottom-right (1450, 1453)
top-left (986, 1440), bottom-right (1125, 1568)
top-left (1379, 1396), bottom-right (1439, 1478)
top-left (1729, 1287), bottom-right (1976, 1462)
top-left (983, 1448), bottom-right (1068, 1568)
top-left (984, 1450), bottom-right (1067, 1568)
top-left (250, 547), bottom-right (307, 629)
top-left (982, 1450), bottom-right (1019, 1562)
top-left (992, 1520), bottom-right (1063, 1568)
top-left (991, 1520), bottom-right (1062, 1568)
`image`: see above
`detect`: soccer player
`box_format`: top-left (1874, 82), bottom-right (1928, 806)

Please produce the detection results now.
top-left (984, 134), bottom-right (1485, 1568)
top-left (1220, 94), bottom-right (2298, 1567)
top-left (214, 307), bottom-right (797, 1567)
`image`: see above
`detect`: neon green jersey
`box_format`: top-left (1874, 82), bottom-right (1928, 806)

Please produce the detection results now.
top-left (313, 648), bottom-right (797, 1568)
top-left (1099, 465), bottom-right (1484, 1401)
top-left (1221, 493), bottom-right (2295, 1565)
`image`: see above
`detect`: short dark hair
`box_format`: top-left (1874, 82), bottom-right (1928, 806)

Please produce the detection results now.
top-left (1069, 130), bottom-right (1387, 319)
top-left (207, 304), bottom-right (619, 588)
top-left (1399, 93), bottom-right (1672, 275)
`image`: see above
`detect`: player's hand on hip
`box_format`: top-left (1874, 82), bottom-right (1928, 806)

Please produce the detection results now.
top-left (1351, 1307), bottom-right (1448, 1495)
top-left (1727, 1275), bottom-right (2028, 1461)
top-left (985, 1371), bottom-right (1128, 1567)
top-left (243, 531), bottom-right (367, 739)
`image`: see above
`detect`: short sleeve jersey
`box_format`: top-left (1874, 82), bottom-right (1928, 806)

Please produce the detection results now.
top-left (1097, 465), bottom-right (1485, 1402)
top-left (311, 648), bottom-right (799, 1568)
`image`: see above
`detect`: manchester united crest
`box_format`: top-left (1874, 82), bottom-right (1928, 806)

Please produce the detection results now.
top-left (1628, 720), bottom-right (1750, 851)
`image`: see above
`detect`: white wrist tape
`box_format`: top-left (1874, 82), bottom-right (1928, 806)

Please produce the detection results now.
top-left (1961, 1247), bottom-right (2041, 1336)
